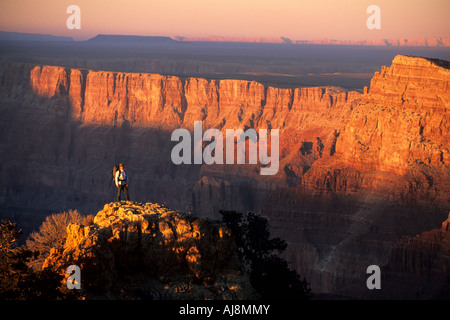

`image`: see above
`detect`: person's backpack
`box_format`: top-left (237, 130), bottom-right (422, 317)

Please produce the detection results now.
top-left (110, 164), bottom-right (120, 186)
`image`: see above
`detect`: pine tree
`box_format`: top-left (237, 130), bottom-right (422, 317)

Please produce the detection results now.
top-left (219, 210), bottom-right (312, 300)
top-left (0, 219), bottom-right (61, 299)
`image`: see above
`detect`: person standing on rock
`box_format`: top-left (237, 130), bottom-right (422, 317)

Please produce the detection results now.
top-left (115, 163), bottom-right (130, 202)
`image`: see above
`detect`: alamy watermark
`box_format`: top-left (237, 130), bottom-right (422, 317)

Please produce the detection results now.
top-left (66, 264), bottom-right (81, 289)
top-left (66, 5), bottom-right (380, 31)
top-left (366, 265), bottom-right (381, 289)
top-left (171, 121), bottom-right (279, 175)
top-left (66, 5), bottom-right (81, 30)
top-left (366, 5), bottom-right (381, 30)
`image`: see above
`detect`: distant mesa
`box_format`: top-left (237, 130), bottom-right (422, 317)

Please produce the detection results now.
top-left (294, 36), bottom-right (450, 47)
top-left (174, 35), bottom-right (450, 47)
top-left (0, 31), bottom-right (73, 42)
top-left (86, 34), bottom-right (177, 45)
top-left (173, 35), bottom-right (294, 44)
top-left (1, 31), bottom-right (448, 47)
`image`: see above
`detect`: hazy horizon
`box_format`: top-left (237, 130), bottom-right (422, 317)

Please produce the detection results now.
top-left (2, 30), bottom-right (450, 44)
top-left (0, 0), bottom-right (449, 41)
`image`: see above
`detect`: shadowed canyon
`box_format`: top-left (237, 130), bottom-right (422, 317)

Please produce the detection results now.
top-left (1, 50), bottom-right (449, 298)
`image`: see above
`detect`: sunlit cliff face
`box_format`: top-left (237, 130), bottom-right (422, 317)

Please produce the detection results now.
top-left (3, 55), bottom-right (450, 297)
top-left (336, 55), bottom-right (450, 175)
top-left (29, 64), bottom-right (361, 129)
top-left (19, 56), bottom-right (450, 211)
top-left (301, 56), bottom-right (450, 198)
top-left (28, 64), bottom-right (361, 179)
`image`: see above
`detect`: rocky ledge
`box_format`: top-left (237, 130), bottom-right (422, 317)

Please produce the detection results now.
top-left (367, 211), bottom-right (450, 299)
top-left (43, 201), bottom-right (254, 299)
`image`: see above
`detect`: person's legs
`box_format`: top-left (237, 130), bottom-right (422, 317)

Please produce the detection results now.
top-left (116, 185), bottom-right (122, 202)
top-left (124, 186), bottom-right (130, 201)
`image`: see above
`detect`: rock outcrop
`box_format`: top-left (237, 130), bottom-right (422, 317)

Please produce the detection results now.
top-left (387, 211), bottom-right (450, 281)
top-left (382, 211), bottom-right (450, 299)
top-left (303, 55), bottom-right (450, 206)
top-left (262, 55), bottom-right (450, 296)
top-left (43, 201), bottom-right (254, 299)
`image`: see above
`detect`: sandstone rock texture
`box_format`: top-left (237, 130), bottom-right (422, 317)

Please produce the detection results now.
top-left (26, 64), bottom-right (359, 132)
top-left (1, 55), bottom-right (449, 298)
top-left (382, 211), bottom-right (450, 299)
top-left (0, 62), bottom-right (360, 216)
top-left (390, 210), bottom-right (450, 279)
top-left (43, 201), bottom-right (254, 299)
top-left (303, 55), bottom-right (450, 206)
top-left (262, 55), bottom-right (450, 296)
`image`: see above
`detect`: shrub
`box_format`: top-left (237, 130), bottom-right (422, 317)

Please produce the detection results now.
top-left (26, 210), bottom-right (93, 270)
top-left (0, 219), bottom-right (60, 299)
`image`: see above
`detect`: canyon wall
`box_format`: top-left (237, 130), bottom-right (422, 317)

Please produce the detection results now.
top-left (0, 55), bottom-right (449, 298)
top-left (27, 63), bottom-right (359, 131)
top-left (262, 55), bottom-right (450, 296)
top-left (382, 211), bottom-right (450, 299)
top-left (303, 55), bottom-right (450, 205)
top-left (0, 62), bottom-right (360, 217)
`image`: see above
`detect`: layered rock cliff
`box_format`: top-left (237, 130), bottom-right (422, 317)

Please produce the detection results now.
top-left (43, 201), bottom-right (254, 299)
top-left (382, 211), bottom-right (450, 299)
top-left (262, 55), bottom-right (450, 296)
top-left (0, 62), bottom-right (360, 216)
top-left (0, 55), bottom-right (449, 298)
top-left (303, 55), bottom-right (450, 205)
top-left (25, 64), bottom-right (360, 131)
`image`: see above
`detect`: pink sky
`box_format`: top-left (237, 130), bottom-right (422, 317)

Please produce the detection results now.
top-left (0, 0), bottom-right (448, 41)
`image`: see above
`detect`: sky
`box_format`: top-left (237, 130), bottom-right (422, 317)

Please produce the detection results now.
top-left (0, 0), bottom-right (449, 41)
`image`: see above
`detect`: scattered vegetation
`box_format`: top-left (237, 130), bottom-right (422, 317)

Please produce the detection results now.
top-left (219, 210), bottom-right (312, 300)
top-left (2, 207), bottom-right (311, 300)
top-left (26, 210), bottom-right (93, 270)
top-left (0, 219), bottom-right (60, 299)
top-left (0, 210), bottom-right (93, 299)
